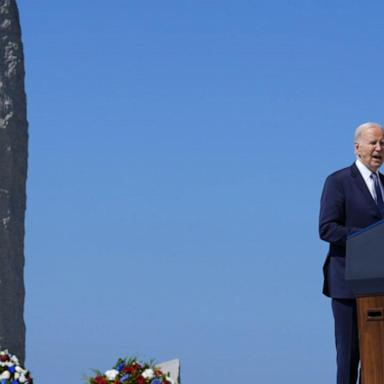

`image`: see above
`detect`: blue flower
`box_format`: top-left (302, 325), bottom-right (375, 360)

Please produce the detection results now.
top-left (1, 379), bottom-right (7, 384)
top-left (8, 365), bottom-right (15, 373)
top-left (151, 379), bottom-right (162, 384)
top-left (120, 373), bottom-right (130, 383)
top-left (116, 362), bottom-right (125, 372)
top-left (12, 381), bottom-right (18, 384)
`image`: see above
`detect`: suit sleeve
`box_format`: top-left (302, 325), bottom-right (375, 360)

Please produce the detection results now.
top-left (319, 175), bottom-right (359, 247)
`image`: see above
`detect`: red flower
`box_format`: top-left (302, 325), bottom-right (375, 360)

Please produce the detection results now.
top-left (94, 375), bottom-right (108, 384)
top-left (123, 365), bottom-right (135, 374)
top-left (137, 376), bottom-right (145, 384)
top-left (122, 362), bottom-right (142, 375)
top-left (0, 355), bottom-right (9, 362)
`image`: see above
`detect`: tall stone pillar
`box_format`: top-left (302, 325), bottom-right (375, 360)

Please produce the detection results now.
top-left (0, 0), bottom-right (27, 362)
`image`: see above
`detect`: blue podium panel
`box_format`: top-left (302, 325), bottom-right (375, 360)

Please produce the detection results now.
top-left (346, 220), bottom-right (384, 296)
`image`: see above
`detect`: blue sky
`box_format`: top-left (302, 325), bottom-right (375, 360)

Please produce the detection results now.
top-left (16, 1), bottom-right (384, 383)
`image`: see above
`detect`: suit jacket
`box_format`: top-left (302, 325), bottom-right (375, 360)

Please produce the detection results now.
top-left (319, 163), bottom-right (384, 298)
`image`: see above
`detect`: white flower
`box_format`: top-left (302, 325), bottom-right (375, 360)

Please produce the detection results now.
top-left (14, 372), bottom-right (20, 379)
top-left (0, 370), bottom-right (10, 379)
top-left (11, 355), bottom-right (19, 364)
top-left (19, 374), bottom-right (27, 383)
top-left (142, 368), bottom-right (154, 379)
top-left (15, 366), bottom-right (26, 374)
top-left (105, 369), bottom-right (119, 380)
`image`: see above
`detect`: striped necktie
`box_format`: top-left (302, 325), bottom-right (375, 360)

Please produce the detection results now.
top-left (371, 173), bottom-right (384, 217)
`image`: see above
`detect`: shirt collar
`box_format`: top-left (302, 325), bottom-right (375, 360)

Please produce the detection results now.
top-left (355, 158), bottom-right (376, 181)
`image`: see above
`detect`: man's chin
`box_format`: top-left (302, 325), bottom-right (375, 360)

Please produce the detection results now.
top-left (370, 161), bottom-right (383, 171)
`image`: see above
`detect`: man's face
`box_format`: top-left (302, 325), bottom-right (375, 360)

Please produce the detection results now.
top-left (355, 126), bottom-right (384, 172)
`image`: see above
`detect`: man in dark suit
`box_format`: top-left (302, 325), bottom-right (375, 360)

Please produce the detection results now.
top-left (319, 122), bottom-right (384, 384)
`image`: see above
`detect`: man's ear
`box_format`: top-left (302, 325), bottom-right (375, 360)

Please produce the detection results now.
top-left (354, 142), bottom-right (360, 157)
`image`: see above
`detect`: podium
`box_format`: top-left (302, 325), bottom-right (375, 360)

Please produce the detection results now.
top-left (346, 220), bottom-right (384, 383)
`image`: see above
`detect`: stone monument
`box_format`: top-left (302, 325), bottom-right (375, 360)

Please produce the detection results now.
top-left (0, 0), bottom-right (27, 362)
top-left (157, 359), bottom-right (180, 384)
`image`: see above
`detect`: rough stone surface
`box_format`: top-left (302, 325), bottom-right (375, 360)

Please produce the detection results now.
top-left (157, 359), bottom-right (180, 384)
top-left (0, 0), bottom-right (27, 362)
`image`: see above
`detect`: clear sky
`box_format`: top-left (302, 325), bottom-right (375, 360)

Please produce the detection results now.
top-left (16, 0), bottom-right (384, 383)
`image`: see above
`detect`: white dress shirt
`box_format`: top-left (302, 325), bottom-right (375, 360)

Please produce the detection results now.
top-left (355, 158), bottom-right (384, 201)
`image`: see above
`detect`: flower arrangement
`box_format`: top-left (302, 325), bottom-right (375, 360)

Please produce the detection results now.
top-left (0, 350), bottom-right (33, 384)
top-left (86, 357), bottom-right (175, 384)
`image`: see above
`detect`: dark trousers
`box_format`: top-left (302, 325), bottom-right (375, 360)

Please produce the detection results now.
top-left (332, 299), bottom-right (360, 384)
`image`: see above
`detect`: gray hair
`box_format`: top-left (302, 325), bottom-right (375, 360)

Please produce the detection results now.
top-left (354, 122), bottom-right (384, 143)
